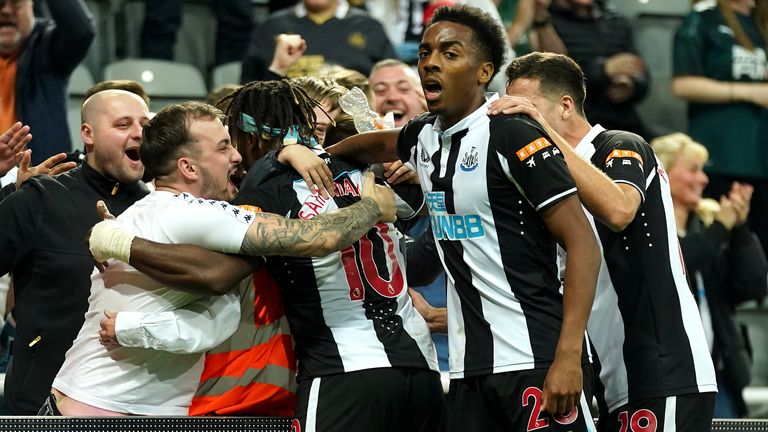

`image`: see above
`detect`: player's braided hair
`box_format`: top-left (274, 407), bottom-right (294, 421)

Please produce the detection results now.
top-left (217, 80), bottom-right (321, 161)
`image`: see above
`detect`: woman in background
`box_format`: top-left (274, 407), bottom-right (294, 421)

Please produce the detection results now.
top-left (651, 133), bottom-right (768, 418)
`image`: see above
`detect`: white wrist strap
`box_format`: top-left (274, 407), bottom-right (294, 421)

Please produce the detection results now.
top-left (89, 220), bottom-right (135, 264)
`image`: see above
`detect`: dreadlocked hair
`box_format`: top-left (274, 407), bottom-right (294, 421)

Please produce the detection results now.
top-left (217, 80), bottom-right (321, 162)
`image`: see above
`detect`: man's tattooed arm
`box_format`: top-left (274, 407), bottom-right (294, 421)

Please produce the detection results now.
top-left (239, 197), bottom-right (382, 257)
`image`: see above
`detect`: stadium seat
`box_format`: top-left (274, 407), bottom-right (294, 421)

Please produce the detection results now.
top-left (211, 61), bottom-right (242, 88)
top-left (103, 59), bottom-right (207, 112)
top-left (120, 0), bottom-right (216, 80)
top-left (66, 64), bottom-right (96, 152)
top-left (632, 13), bottom-right (688, 137)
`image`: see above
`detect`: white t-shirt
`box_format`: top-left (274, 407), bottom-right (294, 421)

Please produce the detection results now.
top-left (53, 191), bottom-right (257, 415)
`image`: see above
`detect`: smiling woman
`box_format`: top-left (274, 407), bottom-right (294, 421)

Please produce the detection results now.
top-left (652, 131), bottom-right (768, 419)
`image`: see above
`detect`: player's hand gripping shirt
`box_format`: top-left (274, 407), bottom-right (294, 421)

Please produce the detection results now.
top-left (234, 156), bottom-right (438, 379)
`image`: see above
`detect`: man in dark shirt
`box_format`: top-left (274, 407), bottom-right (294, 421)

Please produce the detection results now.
top-left (0, 90), bottom-right (150, 413)
top-left (241, 0), bottom-right (396, 81)
top-left (0, 0), bottom-right (95, 162)
top-left (527, 0), bottom-right (651, 139)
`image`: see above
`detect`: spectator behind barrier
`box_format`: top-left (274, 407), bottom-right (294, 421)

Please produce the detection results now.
top-left (0, 0), bottom-right (95, 164)
top-left (241, 0), bottom-right (396, 81)
top-left (672, 0), bottom-right (768, 257)
top-left (368, 59), bottom-right (427, 127)
top-left (651, 132), bottom-right (768, 418)
top-left (140, 0), bottom-right (253, 66)
top-left (512, 0), bottom-right (652, 139)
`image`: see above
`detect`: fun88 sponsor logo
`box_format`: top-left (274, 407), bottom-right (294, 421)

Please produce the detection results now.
top-left (426, 192), bottom-right (485, 240)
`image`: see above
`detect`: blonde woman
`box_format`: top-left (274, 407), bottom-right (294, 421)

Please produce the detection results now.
top-left (651, 132), bottom-right (768, 418)
top-left (672, 0), bottom-right (768, 255)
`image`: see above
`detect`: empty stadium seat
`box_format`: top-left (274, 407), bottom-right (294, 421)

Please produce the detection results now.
top-left (103, 59), bottom-right (207, 111)
top-left (211, 61), bottom-right (242, 88)
top-left (632, 13), bottom-right (688, 136)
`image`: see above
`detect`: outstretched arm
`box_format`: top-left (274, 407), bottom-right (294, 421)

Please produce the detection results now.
top-left (488, 96), bottom-right (642, 231)
top-left (92, 201), bottom-right (260, 296)
top-left (122, 240), bottom-right (260, 296)
top-left (311, 129), bottom-right (402, 165)
top-left (540, 195), bottom-right (599, 415)
top-left (90, 173), bottom-right (397, 286)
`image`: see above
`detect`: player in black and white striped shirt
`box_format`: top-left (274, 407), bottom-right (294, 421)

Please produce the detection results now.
top-left (311, 5), bottom-right (602, 432)
top-left (496, 52), bottom-right (717, 432)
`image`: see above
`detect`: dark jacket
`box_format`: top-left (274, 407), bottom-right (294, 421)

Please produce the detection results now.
top-left (549, 2), bottom-right (650, 138)
top-left (16, 0), bottom-right (95, 164)
top-left (241, 1), bottom-right (395, 82)
top-left (679, 215), bottom-right (768, 415)
top-left (0, 162), bottom-right (149, 414)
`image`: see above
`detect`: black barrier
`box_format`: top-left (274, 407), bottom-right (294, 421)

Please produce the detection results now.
top-left (0, 417), bottom-right (296, 431)
top-left (0, 418), bottom-right (765, 431)
top-left (712, 419), bottom-right (768, 431)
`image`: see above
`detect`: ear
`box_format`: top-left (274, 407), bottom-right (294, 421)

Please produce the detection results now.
top-left (560, 94), bottom-right (576, 120)
top-left (177, 157), bottom-right (198, 182)
top-left (81, 123), bottom-right (95, 153)
top-left (477, 61), bottom-right (494, 87)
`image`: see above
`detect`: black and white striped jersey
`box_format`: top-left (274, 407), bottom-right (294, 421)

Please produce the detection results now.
top-left (397, 96), bottom-right (586, 379)
top-left (233, 156), bottom-right (438, 380)
top-left (575, 125), bottom-right (717, 411)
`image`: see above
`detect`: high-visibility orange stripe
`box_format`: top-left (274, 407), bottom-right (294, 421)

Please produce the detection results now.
top-left (192, 267), bottom-right (296, 416)
top-left (190, 382), bottom-right (296, 416)
top-left (199, 333), bottom-right (295, 382)
top-left (251, 270), bottom-right (286, 325)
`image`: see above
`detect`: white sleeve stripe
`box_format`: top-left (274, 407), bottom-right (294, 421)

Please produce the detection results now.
top-left (614, 180), bottom-right (647, 203)
top-left (645, 166), bottom-right (657, 189)
top-left (536, 187), bottom-right (577, 211)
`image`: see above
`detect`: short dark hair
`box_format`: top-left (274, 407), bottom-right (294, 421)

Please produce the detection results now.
top-left (84, 80), bottom-right (150, 106)
top-left (505, 52), bottom-right (587, 116)
top-left (427, 5), bottom-right (506, 79)
top-left (141, 101), bottom-right (225, 180)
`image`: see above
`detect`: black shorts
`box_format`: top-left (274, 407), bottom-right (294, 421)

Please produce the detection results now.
top-left (448, 366), bottom-right (596, 432)
top-left (598, 392), bottom-right (715, 432)
top-left (37, 394), bottom-right (62, 416)
top-left (294, 367), bottom-right (445, 432)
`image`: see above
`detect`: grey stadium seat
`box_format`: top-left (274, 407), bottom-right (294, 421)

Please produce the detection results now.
top-left (103, 59), bottom-right (207, 112)
top-left (211, 61), bottom-right (242, 88)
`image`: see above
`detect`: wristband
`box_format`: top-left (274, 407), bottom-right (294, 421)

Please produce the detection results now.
top-left (89, 219), bottom-right (136, 264)
top-left (532, 16), bottom-right (551, 28)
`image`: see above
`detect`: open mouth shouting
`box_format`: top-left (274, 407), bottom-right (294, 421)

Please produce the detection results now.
top-left (422, 79), bottom-right (443, 103)
top-left (124, 146), bottom-right (141, 164)
top-left (229, 165), bottom-right (246, 189)
top-left (385, 109), bottom-right (405, 123)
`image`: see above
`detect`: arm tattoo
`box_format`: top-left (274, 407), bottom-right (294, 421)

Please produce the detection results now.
top-left (239, 197), bottom-right (382, 256)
